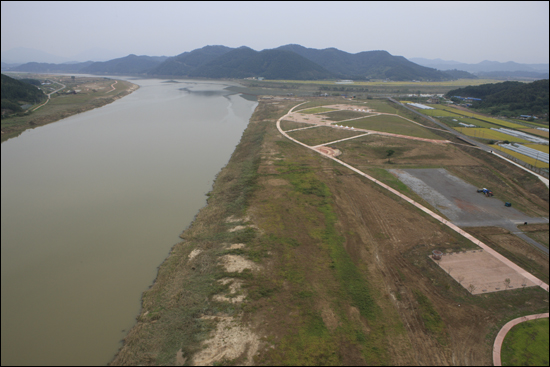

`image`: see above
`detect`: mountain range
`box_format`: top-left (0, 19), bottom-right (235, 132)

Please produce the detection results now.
top-left (409, 57), bottom-right (549, 80)
top-left (2, 45), bottom-right (470, 81)
top-left (1, 47), bottom-right (128, 64)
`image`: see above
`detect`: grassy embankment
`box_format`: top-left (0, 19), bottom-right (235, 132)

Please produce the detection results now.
top-left (112, 96), bottom-right (548, 366)
top-left (1, 75), bottom-right (138, 142)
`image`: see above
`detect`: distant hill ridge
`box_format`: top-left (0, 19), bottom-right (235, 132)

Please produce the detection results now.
top-left (409, 57), bottom-right (549, 80)
top-left (1, 73), bottom-right (46, 114)
top-left (4, 44), bottom-right (474, 81)
top-left (446, 79), bottom-right (549, 117)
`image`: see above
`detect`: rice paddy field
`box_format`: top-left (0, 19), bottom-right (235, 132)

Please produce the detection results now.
top-left (525, 144), bottom-right (550, 154)
top-left (522, 129), bottom-right (550, 138)
top-left (454, 127), bottom-right (531, 143)
top-left (490, 144), bottom-right (549, 168)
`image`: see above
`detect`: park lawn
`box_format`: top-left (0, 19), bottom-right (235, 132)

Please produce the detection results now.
top-left (501, 318), bottom-right (549, 366)
top-left (454, 127), bottom-right (531, 143)
top-left (341, 114), bottom-right (444, 140)
top-left (491, 145), bottom-right (549, 169)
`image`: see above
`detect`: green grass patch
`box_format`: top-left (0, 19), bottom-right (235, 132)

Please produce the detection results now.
top-left (341, 114), bottom-right (444, 140)
top-left (412, 289), bottom-right (447, 345)
top-left (501, 318), bottom-right (549, 366)
top-left (323, 110), bottom-right (374, 121)
top-left (297, 107), bottom-right (337, 114)
top-left (364, 99), bottom-right (399, 114)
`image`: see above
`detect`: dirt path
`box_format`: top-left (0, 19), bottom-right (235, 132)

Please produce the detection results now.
top-left (105, 80), bottom-right (118, 93)
top-left (32, 82), bottom-right (66, 111)
top-left (277, 102), bottom-right (550, 294)
top-left (492, 313), bottom-right (549, 366)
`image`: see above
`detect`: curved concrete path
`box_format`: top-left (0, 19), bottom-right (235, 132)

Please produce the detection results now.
top-left (493, 313), bottom-right (549, 366)
top-left (277, 102), bottom-right (549, 294)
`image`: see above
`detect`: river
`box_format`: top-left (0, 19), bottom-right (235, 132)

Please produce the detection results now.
top-left (0, 78), bottom-right (258, 365)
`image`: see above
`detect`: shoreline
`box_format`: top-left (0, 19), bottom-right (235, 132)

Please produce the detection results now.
top-left (1, 78), bottom-right (140, 143)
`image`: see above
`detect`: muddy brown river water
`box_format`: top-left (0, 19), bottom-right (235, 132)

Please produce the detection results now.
top-left (1, 77), bottom-right (257, 365)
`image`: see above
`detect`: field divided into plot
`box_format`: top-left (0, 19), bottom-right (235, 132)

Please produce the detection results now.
top-left (280, 120), bottom-right (315, 131)
top-left (286, 126), bottom-right (365, 146)
top-left (410, 104), bottom-right (530, 130)
top-left (341, 114), bottom-right (444, 140)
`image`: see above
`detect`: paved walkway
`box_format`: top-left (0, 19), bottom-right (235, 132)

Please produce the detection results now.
top-left (493, 313), bottom-right (549, 366)
top-left (277, 102), bottom-right (549, 294)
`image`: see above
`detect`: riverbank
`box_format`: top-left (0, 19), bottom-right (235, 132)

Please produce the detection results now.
top-left (1, 75), bottom-right (139, 143)
top-left (110, 96), bottom-right (548, 366)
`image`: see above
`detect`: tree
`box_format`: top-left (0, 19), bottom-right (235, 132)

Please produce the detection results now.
top-left (386, 149), bottom-right (395, 163)
top-left (467, 284), bottom-right (477, 293)
top-left (504, 278), bottom-right (511, 289)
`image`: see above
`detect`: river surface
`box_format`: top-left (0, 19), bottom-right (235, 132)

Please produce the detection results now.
top-left (1, 78), bottom-right (258, 365)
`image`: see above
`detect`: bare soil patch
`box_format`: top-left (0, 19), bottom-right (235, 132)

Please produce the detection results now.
top-left (432, 250), bottom-right (536, 294)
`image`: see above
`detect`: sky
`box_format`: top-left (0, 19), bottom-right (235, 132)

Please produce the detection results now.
top-left (1, 1), bottom-right (549, 64)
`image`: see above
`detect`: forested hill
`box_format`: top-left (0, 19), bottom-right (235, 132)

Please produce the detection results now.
top-left (6, 44), bottom-right (473, 81)
top-left (1, 73), bottom-right (46, 114)
top-left (79, 55), bottom-right (168, 74)
top-left (186, 47), bottom-right (335, 80)
top-left (275, 44), bottom-right (457, 81)
top-left (446, 79), bottom-right (549, 117)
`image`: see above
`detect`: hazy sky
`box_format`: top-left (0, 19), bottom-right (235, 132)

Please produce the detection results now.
top-left (2, 1), bottom-right (549, 64)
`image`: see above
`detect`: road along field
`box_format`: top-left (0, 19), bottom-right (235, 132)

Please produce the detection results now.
top-left (112, 97), bottom-right (549, 366)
